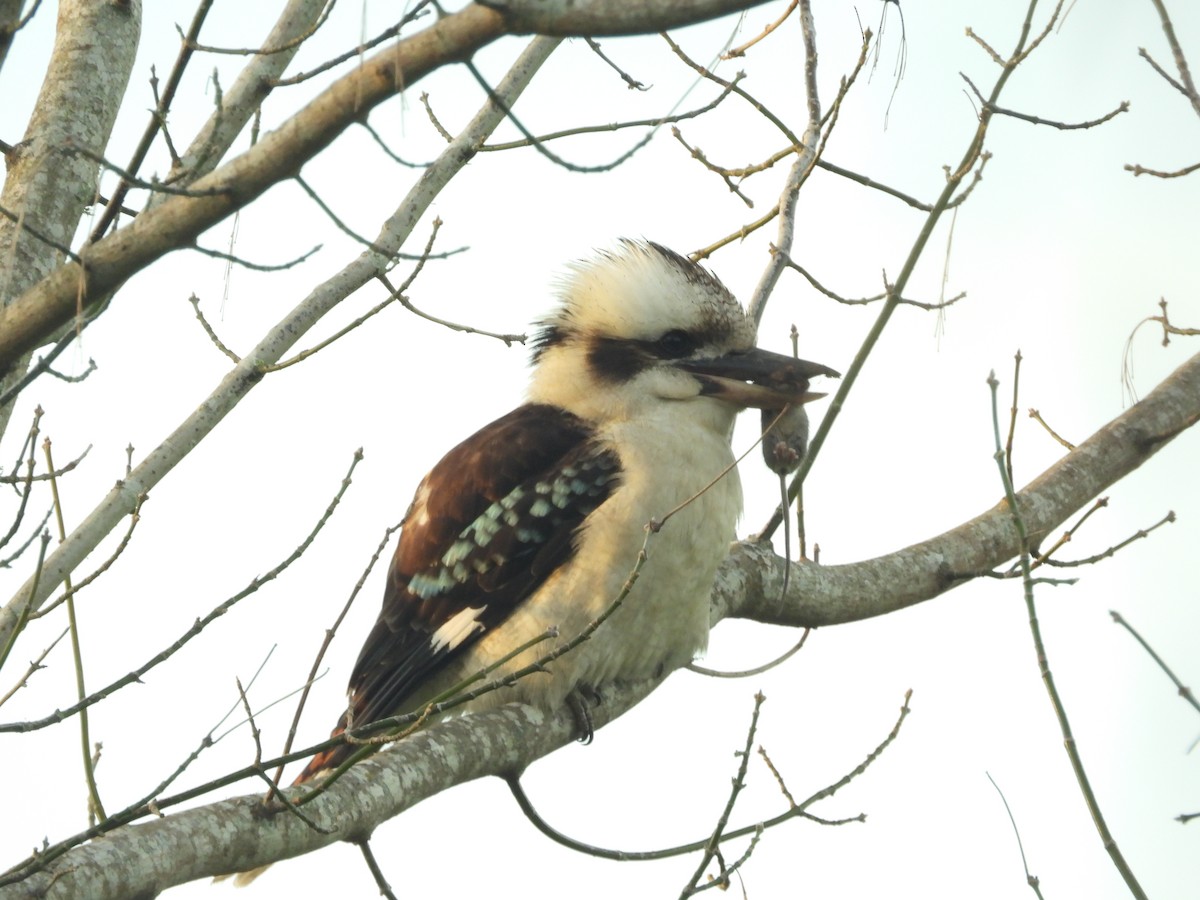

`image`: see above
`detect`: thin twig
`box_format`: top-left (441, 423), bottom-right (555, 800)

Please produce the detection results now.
top-left (294, 175), bottom-right (399, 259)
top-left (43, 359), bottom-right (97, 384)
top-left (377, 274), bottom-right (526, 350)
top-left (584, 36), bottom-right (648, 90)
top-left (1125, 160), bottom-right (1200, 178)
top-left (90, 0), bottom-right (216, 239)
top-left (296, 529), bottom-right (656, 803)
top-left (793, 688), bottom-right (911, 811)
top-left (0, 313), bottom-right (100, 410)
top-left (987, 370), bottom-right (1148, 900)
top-left (670, 126), bottom-right (754, 207)
top-left (962, 73), bottom-right (1128, 129)
top-left (190, 241), bottom-right (321, 271)
top-left (1138, 46), bottom-right (1189, 97)
top-left (1110, 610), bottom-right (1199, 717)
top-left (0, 202), bottom-right (83, 263)
top-left (188, 294), bottom-right (241, 363)
top-left (0, 627), bottom-right (68, 708)
top-left (183, 0), bottom-right (336, 58)
top-left (464, 60), bottom-right (658, 173)
top-left (32, 494), bottom-right (147, 620)
top-left (268, 4), bottom-right (430, 85)
top-left (0, 533), bottom-right (49, 678)
top-left (234, 677), bottom-right (263, 766)
top-left (66, 143), bottom-right (231, 198)
top-left (1144, 0), bottom-right (1200, 118)
top-left (44, 437), bottom-right (106, 822)
top-left (680, 693), bottom-right (765, 897)
top-left (0, 410), bottom-right (41, 558)
top-left (1122, 298), bottom-right (1200, 402)
top-left (687, 629), bottom-right (809, 679)
top-left (663, 33), bottom-right (801, 145)
top-left (357, 839), bottom-right (400, 900)
top-left (758, 745), bottom-right (797, 808)
top-left (1, 452), bottom-right (363, 735)
top-left (987, 772), bottom-right (1045, 897)
top-left (724, 0), bottom-right (798, 58)
top-left (268, 520), bottom-right (404, 798)
top-left (1039, 510), bottom-right (1175, 568)
top-left (358, 119), bottom-right (435, 169)
top-left (233, 676), bottom-right (333, 836)
top-left (267, 222), bottom-right (483, 372)
top-left (503, 690), bottom-right (910, 864)
top-left (1006, 351), bottom-right (1022, 488)
top-left (0, 508), bottom-right (52, 568)
top-left (0, 448), bottom-right (90, 504)
top-left (1026, 496), bottom-right (1108, 567)
top-left (780, 250), bottom-right (965, 310)
top-left (1027, 409), bottom-right (1076, 451)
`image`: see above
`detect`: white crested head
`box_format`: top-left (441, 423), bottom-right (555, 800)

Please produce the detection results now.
top-left (543, 240), bottom-right (755, 352)
top-left (524, 241), bottom-right (836, 430)
top-left (527, 242), bottom-right (755, 424)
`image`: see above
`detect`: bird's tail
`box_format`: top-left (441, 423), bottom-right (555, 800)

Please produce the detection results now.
top-left (216, 723), bottom-right (355, 887)
top-left (292, 717), bottom-right (364, 785)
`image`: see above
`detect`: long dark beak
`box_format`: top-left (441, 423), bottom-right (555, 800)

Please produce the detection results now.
top-left (675, 348), bottom-right (840, 409)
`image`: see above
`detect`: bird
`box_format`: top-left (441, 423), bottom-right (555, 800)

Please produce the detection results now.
top-left (295, 240), bottom-right (838, 784)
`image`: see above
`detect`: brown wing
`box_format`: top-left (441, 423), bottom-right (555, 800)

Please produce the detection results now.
top-left (296, 404), bottom-right (619, 782)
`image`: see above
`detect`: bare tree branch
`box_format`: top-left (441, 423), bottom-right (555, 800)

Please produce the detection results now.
top-left (0, 4), bottom-right (503, 375)
top-left (5, 342), bottom-right (1197, 900)
top-left (480, 0), bottom-right (772, 35)
top-left (0, 32), bottom-right (561, 654)
top-left (0, 0), bottom-right (771, 376)
top-left (0, 0), bottom-right (140, 433)
top-left (721, 348), bottom-right (1200, 628)
top-left (162, 0), bottom-right (332, 191)
top-left (87, 0), bottom-right (215, 239)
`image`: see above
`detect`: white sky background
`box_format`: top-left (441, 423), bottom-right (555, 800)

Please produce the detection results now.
top-left (2, 1), bottom-right (1198, 898)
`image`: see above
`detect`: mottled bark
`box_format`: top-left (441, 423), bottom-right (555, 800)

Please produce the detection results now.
top-left (5, 346), bottom-right (1197, 900)
top-left (0, 0), bottom-right (141, 437)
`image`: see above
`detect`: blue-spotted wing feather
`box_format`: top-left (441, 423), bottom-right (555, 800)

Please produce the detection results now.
top-left (295, 404), bottom-right (620, 782)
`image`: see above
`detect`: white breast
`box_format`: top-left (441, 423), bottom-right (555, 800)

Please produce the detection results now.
top-left (430, 402), bottom-right (742, 713)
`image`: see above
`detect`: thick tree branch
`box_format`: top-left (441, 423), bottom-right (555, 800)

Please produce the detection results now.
top-left (164, 0), bottom-right (353, 190)
top-left (0, 0), bottom-right (140, 433)
top-left (0, 33), bottom-right (559, 656)
top-left (716, 347), bottom-right (1200, 628)
top-left (0, 3), bottom-right (504, 376)
top-left (2, 701), bottom-right (589, 899)
top-left (0, 0), bottom-right (769, 375)
top-left (0, 0), bottom-right (25, 75)
top-left (8, 348), bottom-right (1198, 900)
top-left (480, 0), bottom-right (772, 35)
top-left (93, 0), bottom-right (331, 241)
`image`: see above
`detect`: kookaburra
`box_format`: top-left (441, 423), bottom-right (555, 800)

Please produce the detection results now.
top-left (296, 240), bottom-right (837, 783)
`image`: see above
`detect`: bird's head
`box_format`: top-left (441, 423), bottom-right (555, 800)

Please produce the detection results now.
top-left (528, 241), bottom-right (838, 428)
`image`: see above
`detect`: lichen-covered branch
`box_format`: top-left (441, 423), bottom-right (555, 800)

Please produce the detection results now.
top-left (716, 348), bottom-right (1200, 628)
top-left (6, 345), bottom-right (1196, 900)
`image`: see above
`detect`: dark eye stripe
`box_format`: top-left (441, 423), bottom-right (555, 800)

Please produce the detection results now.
top-left (587, 337), bottom-right (646, 382)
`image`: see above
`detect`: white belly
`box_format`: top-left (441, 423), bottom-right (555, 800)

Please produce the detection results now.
top-left (422, 413), bottom-right (742, 713)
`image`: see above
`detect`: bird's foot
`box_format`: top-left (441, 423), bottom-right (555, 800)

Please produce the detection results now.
top-left (566, 683), bottom-right (603, 744)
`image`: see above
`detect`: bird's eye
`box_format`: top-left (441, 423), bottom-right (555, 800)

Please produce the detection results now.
top-left (656, 329), bottom-right (694, 359)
